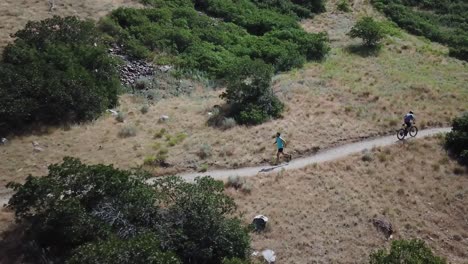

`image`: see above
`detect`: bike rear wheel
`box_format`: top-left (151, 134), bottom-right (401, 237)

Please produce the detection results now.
top-left (397, 129), bottom-right (406, 140)
top-left (409, 126), bottom-right (418, 137)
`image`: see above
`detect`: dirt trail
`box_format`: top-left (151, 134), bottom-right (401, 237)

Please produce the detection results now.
top-left (1, 127), bottom-right (451, 206)
top-left (174, 127), bottom-right (450, 182)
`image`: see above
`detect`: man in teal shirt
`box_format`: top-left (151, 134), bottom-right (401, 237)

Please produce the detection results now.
top-left (274, 132), bottom-right (291, 164)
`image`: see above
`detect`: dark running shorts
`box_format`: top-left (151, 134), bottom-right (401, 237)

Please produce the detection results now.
top-left (278, 148), bottom-right (284, 153)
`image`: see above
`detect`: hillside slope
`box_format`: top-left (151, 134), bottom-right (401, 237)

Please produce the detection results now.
top-left (230, 136), bottom-right (468, 263)
top-left (0, 0), bottom-right (140, 53)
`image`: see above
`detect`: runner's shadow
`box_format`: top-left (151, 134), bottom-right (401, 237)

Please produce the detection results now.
top-left (259, 163), bottom-right (288, 173)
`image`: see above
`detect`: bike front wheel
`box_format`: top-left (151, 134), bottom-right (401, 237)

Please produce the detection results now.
top-left (409, 126), bottom-right (418, 137)
top-left (397, 129), bottom-right (406, 140)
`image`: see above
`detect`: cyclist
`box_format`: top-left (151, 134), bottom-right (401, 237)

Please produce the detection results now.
top-left (403, 111), bottom-right (416, 135)
top-left (274, 132), bottom-right (291, 164)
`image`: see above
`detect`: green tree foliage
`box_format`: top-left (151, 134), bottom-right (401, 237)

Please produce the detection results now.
top-left (369, 239), bottom-right (446, 264)
top-left (0, 16), bottom-right (120, 134)
top-left (221, 58), bottom-right (283, 124)
top-left (6, 158), bottom-right (250, 264)
top-left (445, 112), bottom-right (468, 165)
top-left (348, 16), bottom-right (385, 47)
top-left (68, 234), bottom-right (181, 264)
top-left (371, 0), bottom-right (468, 61)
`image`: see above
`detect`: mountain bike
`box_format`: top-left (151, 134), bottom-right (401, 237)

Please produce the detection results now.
top-left (397, 123), bottom-right (418, 140)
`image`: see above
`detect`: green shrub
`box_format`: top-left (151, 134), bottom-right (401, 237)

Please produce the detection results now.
top-left (198, 143), bottom-right (213, 159)
top-left (445, 112), bottom-right (468, 165)
top-left (105, 0), bottom-right (329, 78)
top-left (348, 16), bottom-right (385, 47)
top-left (371, 0), bottom-right (468, 61)
top-left (222, 257), bottom-right (251, 264)
top-left (0, 16), bottom-right (120, 134)
top-left (140, 105), bottom-right (150, 114)
top-left (115, 112), bottom-right (126, 122)
top-left (6, 158), bottom-right (250, 263)
top-left (198, 163), bottom-right (209, 172)
top-left (118, 125), bottom-right (137, 138)
top-left (226, 176), bottom-right (252, 194)
top-left (221, 58), bottom-right (284, 125)
top-left (221, 117), bottom-right (237, 129)
top-left (369, 239), bottom-right (446, 264)
top-left (337, 0), bottom-right (351, 12)
top-left (68, 233), bottom-right (180, 264)
top-left (154, 128), bottom-right (167, 138)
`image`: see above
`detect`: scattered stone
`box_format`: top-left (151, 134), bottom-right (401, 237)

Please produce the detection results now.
top-left (107, 109), bottom-right (119, 116)
top-left (33, 147), bottom-right (44, 153)
top-left (108, 44), bottom-right (155, 87)
top-left (32, 141), bottom-right (40, 147)
top-left (372, 218), bottom-right (393, 239)
top-left (261, 249), bottom-right (276, 264)
top-left (252, 215), bottom-right (268, 232)
top-left (159, 115), bottom-right (170, 122)
top-left (158, 65), bottom-right (173, 73)
top-left (0, 138), bottom-right (7, 145)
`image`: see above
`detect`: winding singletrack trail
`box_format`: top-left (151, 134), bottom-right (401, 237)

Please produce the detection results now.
top-left (1, 127), bottom-right (451, 206)
top-left (175, 127), bottom-right (451, 182)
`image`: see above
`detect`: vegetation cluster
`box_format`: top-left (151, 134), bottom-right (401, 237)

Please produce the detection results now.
top-left (445, 113), bottom-right (468, 166)
top-left (102, 0), bottom-right (329, 78)
top-left (0, 17), bottom-right (120, 134)
top-left (372, 0), bottom-right (468, 60)
top-left (6, 158), bottom-right (250, 264)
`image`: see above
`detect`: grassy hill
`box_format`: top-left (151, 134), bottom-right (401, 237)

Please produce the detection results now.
top-left (230, 136), bottom-right (468, 263)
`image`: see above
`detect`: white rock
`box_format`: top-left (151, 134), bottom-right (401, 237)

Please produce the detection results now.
top-left (32, 141), bottom-right (40, 147)
top-left (254, 215), bottom-right (269, 222)
top-left (107, 109), bottom-right (119, 116)
top-left (262, 249), bottom-right (276, 263)
top-left (159, 115), bottom-right (169, 122)
top-left (0, 138), bottom-right (7, 145)
top-left (33, 147), bottom-right (44, 153)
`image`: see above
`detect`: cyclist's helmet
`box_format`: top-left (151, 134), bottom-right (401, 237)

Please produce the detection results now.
top-left (409, 111), bottom-right (414, 114)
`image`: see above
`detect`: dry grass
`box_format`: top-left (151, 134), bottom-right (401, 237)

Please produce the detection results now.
top-left (0, 0), bottom-right (466, 186)
top-left (229, 137), bottom-right (468, 263)
top-left (0, 0), bottom-right (141, 53)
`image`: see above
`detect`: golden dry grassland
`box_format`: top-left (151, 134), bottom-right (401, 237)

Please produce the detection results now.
top-left (0, 0), bottom-right (140, 53)
top-left (0, 0), bottom-right (467, 190)
top-left (229, 136), bottom-right (468, 263)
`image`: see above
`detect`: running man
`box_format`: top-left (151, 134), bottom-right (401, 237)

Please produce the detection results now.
top-left (274, 132), bottom-right (291, 164)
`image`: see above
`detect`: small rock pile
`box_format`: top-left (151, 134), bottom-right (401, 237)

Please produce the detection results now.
top-left (108, 44), bottom-right (154, 86)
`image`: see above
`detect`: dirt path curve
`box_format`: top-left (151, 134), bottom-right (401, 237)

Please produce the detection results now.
top-left (174, 127), bottom-right (451, 182)
top-left (1, 127), bottom-right (451, 206)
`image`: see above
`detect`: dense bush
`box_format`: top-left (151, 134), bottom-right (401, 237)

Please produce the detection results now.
top-left (370, 239), bottom-right (446, 264)
top-left (337, 0), bottom-right (351, 12)
top-left (68, 234), bottom-right (180, 264)
top-left (221, 58), bottom-right (283, 125)
top-left (6, 158), bottom-right (250, 264)
top-left (0, 16), bottom-right (120, 134)
top-left (371, 0), bottom-right (468, 61)
top-left (348, 16), bottom-right (385, 47)
top-left (445, 113), bottom-right (468, 166)
top-left (103, 0), bottom-right (329, 78)
top-left (101, 0), bottom-right (329, 125)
